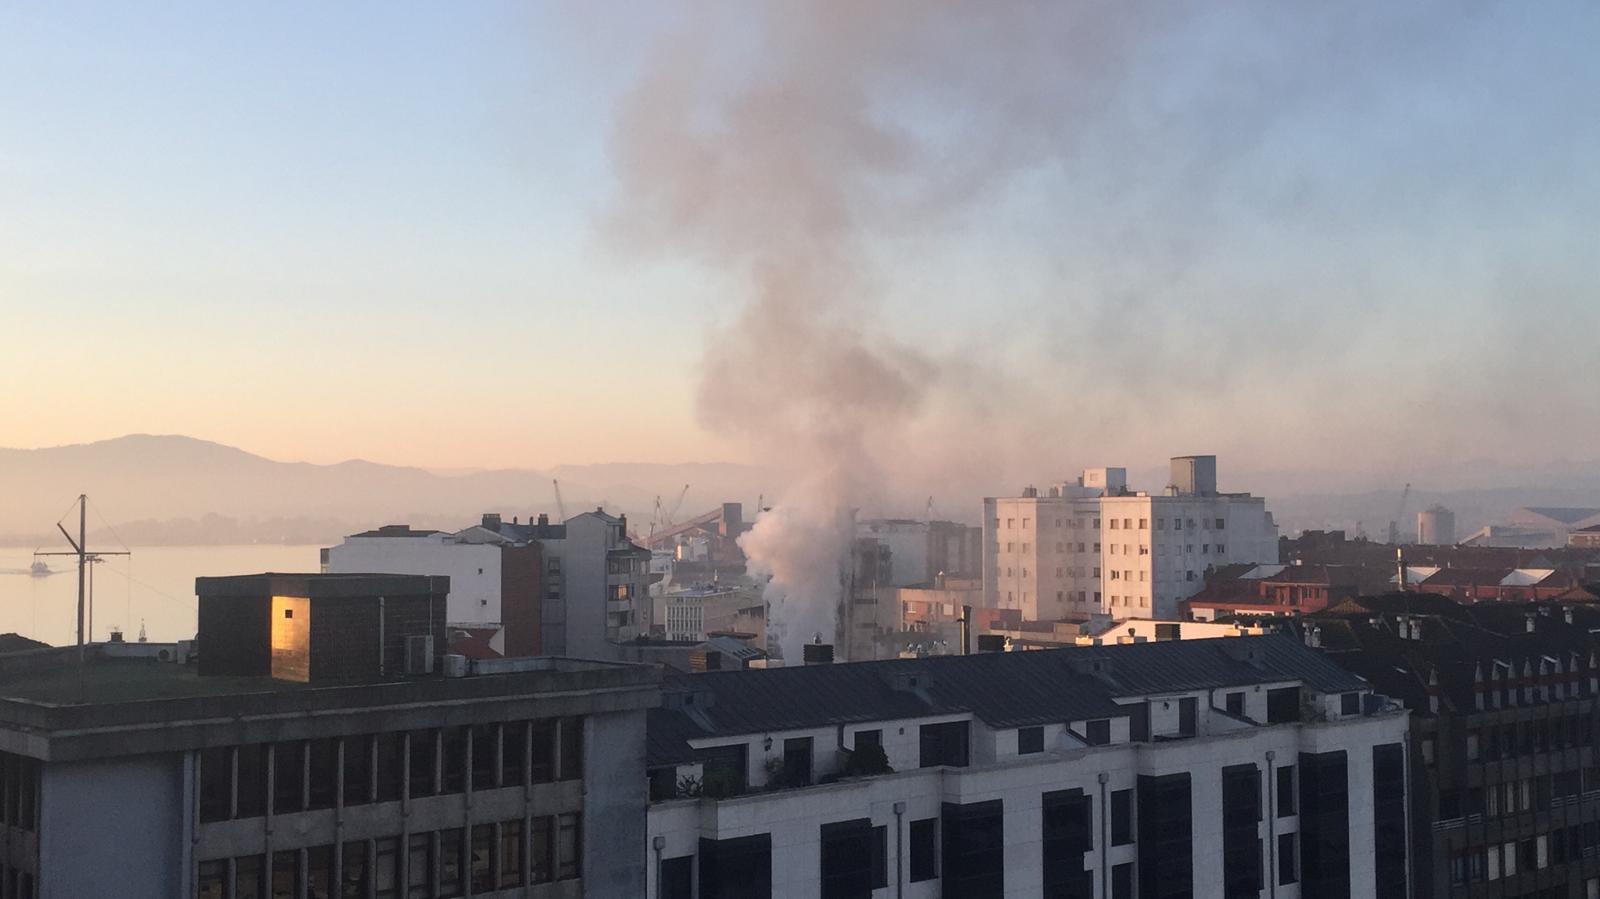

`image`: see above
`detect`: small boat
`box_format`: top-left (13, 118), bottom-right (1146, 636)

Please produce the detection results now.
top-left (29, 560), bottom-right (50, 577)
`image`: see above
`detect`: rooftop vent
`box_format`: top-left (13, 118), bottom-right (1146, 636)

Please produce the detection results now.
top-left (802, 643), bottom-right (834, 665)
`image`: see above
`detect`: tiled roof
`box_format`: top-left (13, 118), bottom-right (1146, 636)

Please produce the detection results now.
top-left (646, 634), bottom-right (1365, 766)
top-left (1308, 599), bottom-right (1600, 716)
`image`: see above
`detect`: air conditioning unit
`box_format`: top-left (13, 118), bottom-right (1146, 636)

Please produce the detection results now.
top-left (442, 653), bottom-right (468, 678)
top-left (404, 635), bottom-right (434, 675)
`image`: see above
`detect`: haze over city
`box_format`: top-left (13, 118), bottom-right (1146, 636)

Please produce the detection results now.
top-left (6, 5), bottom-right (1600, 898)
top-left (4, 1), bottom-right (1597, 495)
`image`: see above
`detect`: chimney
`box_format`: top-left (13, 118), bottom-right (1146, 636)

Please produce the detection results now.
top-left (960, 605), bottom-right (973, 655)
top-left (482, 513), bottom-right (502, 530)
top-left (537, 513), bottom-right (549, 527)
top-left (802, 643), bottom-right (834, 665)
top-left (1525, 611), bottom-right (1536, 634)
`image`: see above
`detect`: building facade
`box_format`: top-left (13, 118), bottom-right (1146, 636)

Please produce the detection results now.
top-left (646, 633), bottom-right (1409, 899)
top-left (0, 573), bottom-right (660, 899)
top-left (1308, 597), bottom-right (1600, 898)
top-left (984, 456), bottom-right (1279, 623)
top-left (324, 510), bottom-right (652, 660)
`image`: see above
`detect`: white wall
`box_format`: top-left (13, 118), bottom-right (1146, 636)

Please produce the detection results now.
top-left (40, 753), bottom-right (188, 899)
top-left (326, 535), bottom-right (503, 625)
top-left (648, 707), bottom-right (1408, 899)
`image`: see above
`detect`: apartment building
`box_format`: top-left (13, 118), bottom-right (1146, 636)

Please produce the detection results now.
top-left (645, 633), bottom-right (1409, 899)
top-left (325, 509), bottom-right (652, 660)
top-left (0, 573), bottom-right (659, 899)
top-left (984, 456), bottom-right (1279, 623)
top-left (1308, 595), bottom-right (1600, 898)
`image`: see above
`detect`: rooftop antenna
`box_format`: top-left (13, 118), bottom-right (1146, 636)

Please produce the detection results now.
top-left (35, 495), bottom-right (130, 662)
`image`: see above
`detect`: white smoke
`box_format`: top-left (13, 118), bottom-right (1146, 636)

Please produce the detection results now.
top-left (602, 2), bottom-right (1512, 658)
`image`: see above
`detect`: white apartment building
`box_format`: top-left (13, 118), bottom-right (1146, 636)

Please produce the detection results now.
top-left (645, 634), bottom-right (1410, 899)
top-left (984, 455), bottom-right (1279, 622)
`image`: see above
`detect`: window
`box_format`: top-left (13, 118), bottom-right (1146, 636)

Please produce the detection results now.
top-left (919, 721), bottom-right (970, 768)
top-left (1225, 691), bottom-right (1245, 717)
top-left (1110, 519), bottom-right (1119, 530)
top-left (854, 729), bottom-right (882, 751)
top-left (1112, 862), bottom-right (1133, 899)
top-left (375, 838), bottom-right (399, 899)
top-left (1085, 719), bottom-right (1111, 745)
top-left (408, 731), bottom-right (437, 798)
top-left (198, 861), bottom-right (226, 899)
top-left (273, 849), bottom-right (301, 899)
top-left (308, 739), bottom-right (337, 810)
top-left (439, 828), bottom-right (464, 898)
top-left (469, 725), bottom-right (498, 791)
top-left (1340, 692), bottom-right (1360, 716)
top-left (820, 819), bottom-right (878, 896)
top-left (376, 733), bottom-right (403, 802)
top-left (1018, 726), bottom-right (1044, 754)
top-left (442, 726), bottom-right (468, 793)
top-left (500, 819), bottom-right (524, 889)
top-left (273, 741), bottom-right (305, 814)
top-left (530, 720), bottom-right (556, 783)
top-left (502, 722), bottom-right (526, 787)
top-left (531, 817), bottom-right (553, 883)
top-left (471, 824), bottom-right (495, 894)
top-left (342, 841), bottom-right (369, 898)
top-left (783, 737), bottom-right (814, 787)
top-left (406, 834), bottom-right (432, 899)
top-left (1266, 687), bottom-right (1300, 723)
top-left (1111, 789), bottom-right (1132, 845)
top-left (556, 813), bottom-right (581, 880)
top-left (307, 845), bottom-right (333, 899)
top-left (200, 747), bottom-right (231, 822)
top-left (343, 735), bottom-right (373, 806)
top-left (910, 818), bottom-right (938, 882)
top-left (1139, 518), bottom-right (1148, 529)
top-left (236, 856), bottom-right (265, 899)
top-left (1278, 832), bottom-right (1298, 884)
top-left (1277, 765), bottom-right (1295, 816)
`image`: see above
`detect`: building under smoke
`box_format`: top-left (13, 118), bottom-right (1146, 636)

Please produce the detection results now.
top-left (984, 455), bottom-right (1280, 622)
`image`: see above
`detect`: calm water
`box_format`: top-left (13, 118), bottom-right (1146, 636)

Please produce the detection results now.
top-left (0, 545), bottom-right (321, 646)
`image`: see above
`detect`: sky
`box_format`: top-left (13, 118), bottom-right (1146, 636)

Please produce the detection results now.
top-left (2, 2), bottom-right (1598, 488)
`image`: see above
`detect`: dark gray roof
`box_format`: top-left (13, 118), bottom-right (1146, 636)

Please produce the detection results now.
top-left (646, 633), bottom-right (1366, 766)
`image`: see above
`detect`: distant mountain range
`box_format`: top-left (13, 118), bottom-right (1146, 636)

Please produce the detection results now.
top-left (2, 434), bottom-right (1596, 546)
top-left (0, 435), bottom-right (784, 546)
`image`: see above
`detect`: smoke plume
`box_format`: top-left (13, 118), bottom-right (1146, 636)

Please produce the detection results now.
top-left (604, 1), bottom-right (1592, 657)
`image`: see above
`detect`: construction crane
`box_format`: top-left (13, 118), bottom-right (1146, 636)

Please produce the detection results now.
top-left (1387, 482), bottom-right (1411, 545)
top-left (665, 484), bottom-right (690, 526)
top-left (551, 479), bottom-right (567, 522)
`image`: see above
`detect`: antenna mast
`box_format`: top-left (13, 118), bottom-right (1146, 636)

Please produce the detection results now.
top-left (37, 495), bottom-right (130, 661)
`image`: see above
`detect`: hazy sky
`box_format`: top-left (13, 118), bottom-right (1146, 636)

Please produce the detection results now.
top-left (3, 2), bottom-right (1597, 484)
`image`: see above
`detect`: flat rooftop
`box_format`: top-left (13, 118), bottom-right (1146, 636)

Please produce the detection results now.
top-left (0, 646), bottom-right (662, 762)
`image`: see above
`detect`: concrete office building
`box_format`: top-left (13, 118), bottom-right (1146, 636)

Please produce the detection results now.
top-left (0, 573), bottom-right (660, 899)
top-left (646, 633), bottom-right (1410, 899)
top-left (325, 509), bottom-right (652, 660)
top-left (984, 455), bottom-right (1279, 623)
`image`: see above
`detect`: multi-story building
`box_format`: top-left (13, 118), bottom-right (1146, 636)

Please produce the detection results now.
top-left (984, 455), bottom-right (1279, 623)
top-left (325, 509), bottom-right (652, 660)
top-left (645, 633), bottom-right (1410, 899)
top-left (1307, 595), bottom-right (1600, 898)
top-left (856, 519), bottom-right (984, 587)
top-left (0, 572), bottom-right (660, 899)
